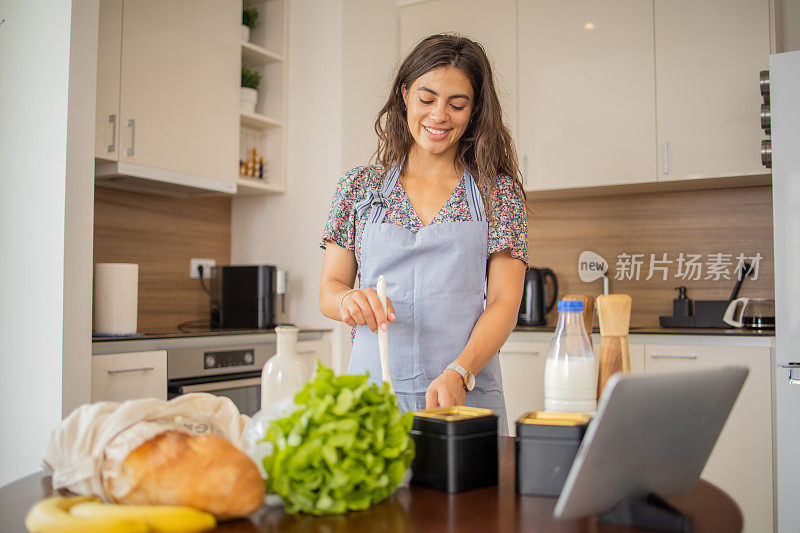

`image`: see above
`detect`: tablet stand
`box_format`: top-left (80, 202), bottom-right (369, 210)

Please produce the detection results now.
top-left (598, 492), bottom-right (691, 533)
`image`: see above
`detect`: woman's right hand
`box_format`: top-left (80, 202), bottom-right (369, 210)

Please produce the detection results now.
top-left (340, 288), bottom-right (396, 333)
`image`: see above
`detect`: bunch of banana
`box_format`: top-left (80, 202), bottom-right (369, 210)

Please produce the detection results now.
top-left (25, 496), bottom-right (216, 533)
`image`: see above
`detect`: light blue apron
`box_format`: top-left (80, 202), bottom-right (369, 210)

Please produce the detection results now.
top-left (348, 163), bottom-right (508, 435)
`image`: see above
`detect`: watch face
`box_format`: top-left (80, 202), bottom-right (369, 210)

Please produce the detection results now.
top-left (465, 373), bottom-right (476, 391)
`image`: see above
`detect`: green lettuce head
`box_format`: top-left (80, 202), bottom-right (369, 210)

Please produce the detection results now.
top-left (260, 362), bottom-right (415, 515)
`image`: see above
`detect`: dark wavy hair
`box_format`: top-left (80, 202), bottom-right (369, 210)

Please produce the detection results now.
top-left (372, 33), bottom-right (525, 216)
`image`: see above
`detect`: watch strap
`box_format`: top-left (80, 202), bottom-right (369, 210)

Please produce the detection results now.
top-left (446, 362), bottom-right (474, 391)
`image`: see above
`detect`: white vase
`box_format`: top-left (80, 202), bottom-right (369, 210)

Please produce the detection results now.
top-left (240, 87), bottom-right (258, 113)
top-left (260, 326), bottom-right (310, 407)
top-left (241, 24), bottom-right (250, 42)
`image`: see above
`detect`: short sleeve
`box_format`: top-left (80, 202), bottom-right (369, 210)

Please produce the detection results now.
top-left (319, 167), bottom-right (364, 251)
top-left (488, 175), bottom-right (529, 265)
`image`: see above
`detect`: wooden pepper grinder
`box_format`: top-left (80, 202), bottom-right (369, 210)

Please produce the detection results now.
top-left (596, 294), bottom-right (632, 399)
top-left (562, 294), bottom-right (595, 348)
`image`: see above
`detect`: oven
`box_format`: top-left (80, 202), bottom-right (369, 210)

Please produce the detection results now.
top-left (167, 341), bottom-right (275, 416)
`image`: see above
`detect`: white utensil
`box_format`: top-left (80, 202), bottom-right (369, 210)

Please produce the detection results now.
top-left (377, 275), bottom-right (393, 393)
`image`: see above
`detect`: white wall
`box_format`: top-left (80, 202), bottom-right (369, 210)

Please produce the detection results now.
top-left (341, 0), bottom-right (399, 169)
top-left (232, 0), bottom-right (344, 330)
top-left (63, 0), bottom-right (98, 417)
top-left (232, 0), bottom-right (397, 368)
top-left (0, 0), bottom-right (72, 485)
top-left (776, 0), bottom-right (800, 52)
top-left (0, 0), bottom-right (97, 485)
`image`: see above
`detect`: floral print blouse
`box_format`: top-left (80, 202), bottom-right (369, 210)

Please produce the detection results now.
top-left (320, 165), bottom-right (529, 267)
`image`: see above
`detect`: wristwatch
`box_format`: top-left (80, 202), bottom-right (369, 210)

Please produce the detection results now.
top-left (446, 363), bottom-right (475, 391)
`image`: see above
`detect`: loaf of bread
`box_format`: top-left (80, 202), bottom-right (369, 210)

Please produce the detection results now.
top-left (106, 430), bottom-right (264, 520)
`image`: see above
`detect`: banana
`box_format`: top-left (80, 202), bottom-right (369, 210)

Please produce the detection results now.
top-left (25, 496), bottom-right (148, 533)
top-left (70, 502), bottom-right (216, 533)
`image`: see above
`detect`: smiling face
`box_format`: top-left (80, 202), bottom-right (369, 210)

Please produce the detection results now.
top-left (401, 66), bottom-right (474, 161)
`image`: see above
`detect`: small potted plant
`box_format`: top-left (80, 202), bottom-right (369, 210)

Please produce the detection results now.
top-left (242, 7), bottom-right (259, 42)
top-left (241, 65), bottom-right (262, 113)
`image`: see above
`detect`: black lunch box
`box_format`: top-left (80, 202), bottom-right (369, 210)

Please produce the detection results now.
top-left (515, 411), bottom-right (591, 497)
top-left (410, 406), bottom-right (499, 493)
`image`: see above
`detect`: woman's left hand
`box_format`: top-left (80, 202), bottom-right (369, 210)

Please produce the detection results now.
top-left (425, 369), bottom-right (465, 408)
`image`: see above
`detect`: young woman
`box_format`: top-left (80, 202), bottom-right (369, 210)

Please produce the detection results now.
top-left (319, 34), bottom-right (527, 435)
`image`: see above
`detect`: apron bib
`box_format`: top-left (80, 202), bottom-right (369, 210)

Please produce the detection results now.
top-left (347, 163), bottom-right (508, 435)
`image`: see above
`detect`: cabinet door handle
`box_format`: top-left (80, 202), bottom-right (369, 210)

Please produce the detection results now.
top-left (501, 351), bottom-right (541, 357)
top-left (127, 118), bottom-right (135, 156)
top-left (649, 354), bottom-right (697, 360)
top-left (179, 377), bottom-right (261, 393)
top-left (297, 350), bottom-right (315, 355)
top-left (108, 114), bottom-right (116, 153)
top-left (664, 141), bottom-right (669, 175)
top-left (779, 364), bottom-right (800, 384)
top-left (107, 366), bottom-right (154, 375)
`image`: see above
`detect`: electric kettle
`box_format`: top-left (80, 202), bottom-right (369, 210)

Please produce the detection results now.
top-left (723, 297), bottom-right (775, 329)
top-left (518, 267), bottom-right (558, 326)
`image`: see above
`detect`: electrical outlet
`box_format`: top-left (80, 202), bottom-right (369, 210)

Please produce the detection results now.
top-left (190, 258), bottom-right (216, 279)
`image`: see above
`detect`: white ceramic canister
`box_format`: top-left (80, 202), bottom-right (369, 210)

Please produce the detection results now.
top-left (260, 326), bottom-right (311, 407)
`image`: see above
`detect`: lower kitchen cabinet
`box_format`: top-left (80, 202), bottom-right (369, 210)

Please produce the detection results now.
top-left (91, 350), bottom-right (167, 402)
top-left (296, 337), bottom-right (332, 372)
top-left (500, 332), bottom-right (774, 531)
top-left (592, 339), bottom-right (646, 376)
top-left (645, 343), bottom-right (773, 533)
top-left (500, 334), bottom-right (646, 436)
top-left (499, 338), bottom-right (550, 436)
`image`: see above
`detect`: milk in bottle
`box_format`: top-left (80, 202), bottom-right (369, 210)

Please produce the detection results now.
top-left (544, 300), bottom-right (597, 413)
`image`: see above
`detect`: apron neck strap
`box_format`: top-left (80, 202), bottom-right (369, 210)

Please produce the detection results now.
top-left (366, 163), bottom-right (401, 225)
top-left (382, 163), bottom-right (401, 195)
top-left (464, 170), bottom-right (485, 222)
top-left (368, 163), bottom-right (486, 224)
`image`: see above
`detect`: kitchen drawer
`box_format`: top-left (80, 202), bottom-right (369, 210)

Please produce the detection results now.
top-left (91, 350), bottom-right (167, 402)
top-left (499, 341), bottom-right (550, 436)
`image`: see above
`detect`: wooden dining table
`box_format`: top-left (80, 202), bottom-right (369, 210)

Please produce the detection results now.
top-left (1, 437), bottom-right (741, 533)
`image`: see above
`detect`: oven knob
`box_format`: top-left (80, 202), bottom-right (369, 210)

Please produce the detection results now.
top-left (244, 352), bottom-right (254, 364)
top-left (205, 354), bottom-right (217, 368)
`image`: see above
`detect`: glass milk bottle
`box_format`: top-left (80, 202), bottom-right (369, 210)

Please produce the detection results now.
top-left (544, 300), bottom-right (597, 413)
top-left (261, 326), bottom-right (310, 406)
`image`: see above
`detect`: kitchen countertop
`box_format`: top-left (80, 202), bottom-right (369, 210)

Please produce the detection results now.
top-left (93, 325), bottom-right (771, 341)
top-left (514, 325), bottom-right (775, 336)
top-left (92, 327), bottom-right (332, 342)
top-left (92, 328), bottom-right (332, 355)
top-left (0, 438), bottom-right (742, 533)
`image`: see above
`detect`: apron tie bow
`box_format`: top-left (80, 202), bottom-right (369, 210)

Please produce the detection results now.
top-left (355, 189), bottom-right (388, 219)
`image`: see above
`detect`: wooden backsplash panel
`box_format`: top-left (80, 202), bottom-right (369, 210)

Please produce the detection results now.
top-left (93, 187), bottom-right (231, 333)
top-left (527, 186), bottom-right (774, 327)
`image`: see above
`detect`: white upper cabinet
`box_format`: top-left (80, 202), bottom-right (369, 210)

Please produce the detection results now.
top-left (398, 0), bottom-right (518, 140)
top-left (95, 0), bottom-right (123, 163)
top-left (95, 0), bottom-right (240, 194)
top-left (119, 0), bottom-right (239, 181)
top-left (518, 0), bottom-right (658, 191)
top-left (654, 0), bottom-right (771, 181)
